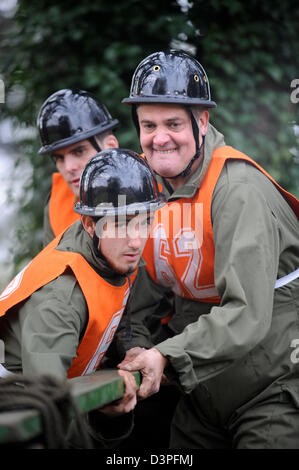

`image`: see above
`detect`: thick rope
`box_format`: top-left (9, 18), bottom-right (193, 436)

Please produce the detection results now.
top-left (0, 374), bottom-right (93, 449)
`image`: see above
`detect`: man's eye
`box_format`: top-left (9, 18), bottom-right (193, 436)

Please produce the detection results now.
top-left (169, 122), bottom-right (181, 129)
top-left (143, 123), bottom-right (155, 130)
top-left (52, 155), bottom-right (63, 163)
top-left (73, 148), bottom-right (85, 156)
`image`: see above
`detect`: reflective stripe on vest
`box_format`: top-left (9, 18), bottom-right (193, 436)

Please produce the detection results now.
top-left (275, 268), bottom-right (299, 289)
top-left (0, 233), bottom-right (136, 378)
top-left (0, 364), bottom-right (13, 378)
top-left (143, 146), bottom-right (299, 303)
top-left (49, 173), bottom-right (80, 237)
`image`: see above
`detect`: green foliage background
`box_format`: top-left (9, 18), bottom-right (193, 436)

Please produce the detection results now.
top-left (0, 0), bottom-right (298, 274)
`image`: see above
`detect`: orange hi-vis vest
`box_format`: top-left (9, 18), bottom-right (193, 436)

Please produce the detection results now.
top-left (0, 234), bottom-right (135, 378)
top-left (142, 145), bottom-right (299, 304)
top-left (49, 173), bottom-right (80, 237)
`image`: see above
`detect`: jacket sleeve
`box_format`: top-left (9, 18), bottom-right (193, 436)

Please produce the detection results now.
top-left (155, 160), bottom-right (281, 393)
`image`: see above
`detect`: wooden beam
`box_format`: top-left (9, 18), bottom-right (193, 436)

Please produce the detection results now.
top-left (0, 369), bottom-right (141, 445)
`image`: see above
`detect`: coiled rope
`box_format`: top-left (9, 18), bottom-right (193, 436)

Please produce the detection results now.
top-left (0, 374), bottom-right (93, 449)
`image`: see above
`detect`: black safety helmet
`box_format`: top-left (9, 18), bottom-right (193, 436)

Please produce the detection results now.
top-left (122, 49), bottom-right (216, 108)
top-left (74, 148), bottom-right (165, 217)
top-left (122, 50), bottom-right (216, 179)
top-left (37, 89), bottom-right (119, 155)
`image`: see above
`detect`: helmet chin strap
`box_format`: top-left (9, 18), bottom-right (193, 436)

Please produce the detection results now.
top-left (166, 110), bottom-right (204, 180)
top-left (166, 139), bottom-right (204, 180)
top-left (88, 136), bottom-right (101, 152)
top-left (92, 217), bottom-right (105, 259)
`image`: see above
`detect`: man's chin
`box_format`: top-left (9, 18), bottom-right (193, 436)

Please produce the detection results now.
top-left (120, 264), bottom-right (138, 275)
top-left (108, 261), bottom-right (138, 276)
top-left (73, 187), bottom-right (80, 199)
top-left (152, 164), bottom-right (182, 179)
top-left (126, 265), bottom-right (138, 274)
top-left (67, 183), bottom-right (79, 198)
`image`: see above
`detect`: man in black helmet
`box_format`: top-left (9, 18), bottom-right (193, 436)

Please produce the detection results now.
top-left (0, 149), bottom-right (165, 447)
top-left (37, 89), bottom-right (119, 245)
top-left (117, 50), bottom-right (299, 449)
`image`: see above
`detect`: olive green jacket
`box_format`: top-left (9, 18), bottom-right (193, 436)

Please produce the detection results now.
top-left (116, 123), bottom-right (299, 417)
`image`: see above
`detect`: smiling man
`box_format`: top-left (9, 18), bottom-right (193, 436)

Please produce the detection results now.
top-left (117, 50), bottom-right (299, 449)
top-left (37, 89), bottom-right (119, 245)
top-left (137, 103), bottom-right (208, 191)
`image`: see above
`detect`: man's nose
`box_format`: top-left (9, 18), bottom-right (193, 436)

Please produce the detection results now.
top-left (127, 231), bottom-right (143, 250)
top-left (64, 154), bottom-right (79, 172)
top-left (153, 128), bottom-right (171, 147)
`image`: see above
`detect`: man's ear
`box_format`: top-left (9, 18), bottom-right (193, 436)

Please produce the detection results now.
top-left (102, 134), bottom-right (119, 149)
top-left (81, 215), bottom-right (95, 238)
top-left (199, 110), bottom-right (209, 136)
